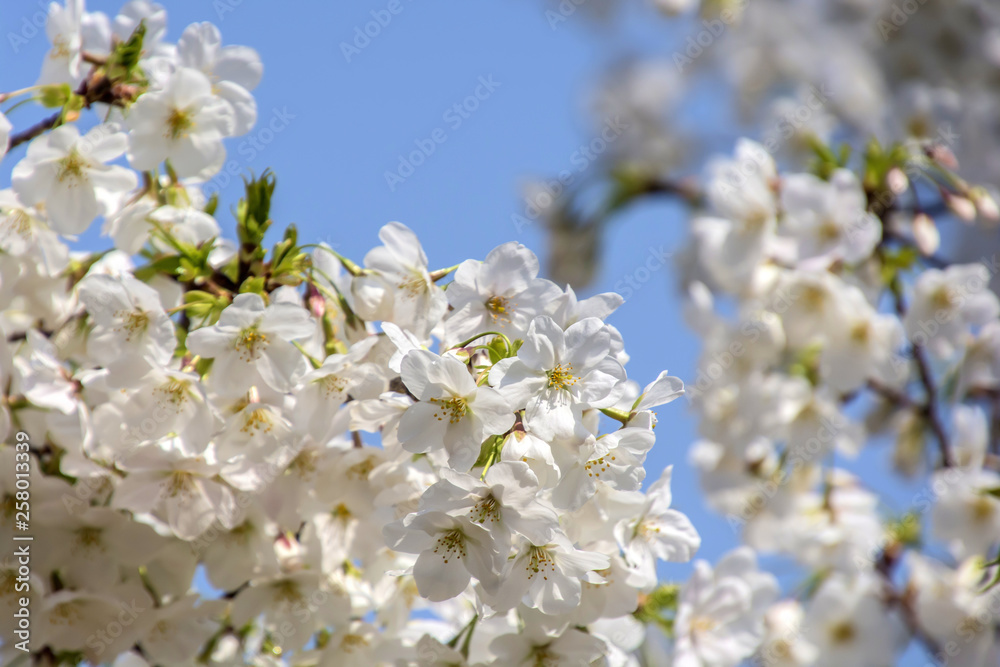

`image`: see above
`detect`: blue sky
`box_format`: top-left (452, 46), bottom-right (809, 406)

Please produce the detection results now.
top-left (2, 1), bottom-right (938, 661)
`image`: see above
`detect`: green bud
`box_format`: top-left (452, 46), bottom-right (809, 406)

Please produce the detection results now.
top-left (37, 84), bottom-right (73, 108)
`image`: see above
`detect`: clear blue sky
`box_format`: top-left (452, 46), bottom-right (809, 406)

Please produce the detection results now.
top-left (2, 1), bottom-right (933, 661)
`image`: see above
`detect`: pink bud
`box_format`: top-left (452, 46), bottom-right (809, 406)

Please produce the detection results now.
top-left (971, 188), bottom-right (1000, 222)
top-left (928, 144), bottom-right (959, 170)
top-left (944, 192), bottom-right (976, 222)
top-left (911, 213), bottom-right (939, 255)
top-left (886, 168), bottom-right (909, 195)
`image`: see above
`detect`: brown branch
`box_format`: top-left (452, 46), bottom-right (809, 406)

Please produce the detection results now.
top-left (872, 190), bottom-right (953, 468)
top-left (867, 378), bottom-right (918, 409)
top-left (7, 112), bottom-right (60, 150)
top-left (886, 273), bottom-right (954, 467)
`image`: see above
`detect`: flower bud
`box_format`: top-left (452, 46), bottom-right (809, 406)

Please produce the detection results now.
top-left (911, 213), bottom-right (939, 255)
top-left (970, 187), bottom-right (1000, 223)
top-left (886, 168), bottom-right (909, 195)
top-left (927, 143), bottom-right (959, 170)
top-left (943, 191), bottom-right (976, 222)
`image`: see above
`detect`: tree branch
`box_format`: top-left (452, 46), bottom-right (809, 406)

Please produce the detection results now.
top-left (7, 112), bottom-right (60, 150)
top-left (886, 274), bottom-right (953, 467)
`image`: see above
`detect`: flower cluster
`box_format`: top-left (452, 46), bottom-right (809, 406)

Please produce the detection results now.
top-left (0, 3), bottom-right (697, 665)
top-left (531, 0), bottom-right (1000, 290)
top-left (668, 137), bottom-right (1000, 666)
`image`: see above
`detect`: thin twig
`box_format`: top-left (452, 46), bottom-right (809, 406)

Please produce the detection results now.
top-left (7, 112), bottom-right (60, 150)
top-left (886, 274), bottom-right (953, 467)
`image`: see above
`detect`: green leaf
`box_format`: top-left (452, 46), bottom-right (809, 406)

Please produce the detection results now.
top-left (239, 276), bottom-right (266, 295)
top-left (183, 290), bottom-right (228, 326)
top-left (236, 170), bottom-right (277, 247)
top-left (880, 246), bottom-right (919, 284)
top-left (106, 21), bottom-right (146, 81)
top-left (204, 192), bottom-right (219, 217)
top-left (134, 255), bottom-right (182, 281)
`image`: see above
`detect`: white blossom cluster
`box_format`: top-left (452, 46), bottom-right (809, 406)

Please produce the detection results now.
top-left (583, 0), bottom-right (1000, 184)
top-left (530, 0), bottom-right (1000, 291)
top-left (0, 3), bottom-right (700, 666)
top-left (669, 137), bottom-right (1000, 666)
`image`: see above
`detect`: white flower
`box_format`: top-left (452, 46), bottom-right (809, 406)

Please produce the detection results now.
top-left (903, 264), bottom-right (1000, 359)
top-left (78, 273), bottom-right (176, 371)
top-left (757, 601), bottom-right (819, 667)
top-left (12, 329), bottom-right (79, 414)
top-left (177, 22), bottom-right (262, 135)
top-left (352, 222), bottom-right (448, 338)
top-left (0, 189), bottom-right (68, 272)
top-left (186, 292), bottom-right (314, 396)
top-left (614, 466), bottom-right (701, 588)
top-left (292, 336), bottom-right (381, 441)
top-left (412, 634), bottom-right (466, 667)
top-left (126, 67), bottom-right (235, 178)
top-left (198, 504), bottom-right (279, 591)
top-left (803, 574), bottom-right (903, 667)
top-left (780, 169), bottom-right (880, 265)
top-left (548, 285), bottom-right (623, 328)
top-left (444, 241), bottom-right (561, 343)
top-left (398, 349), bottom-right (514, 471)
top-left (673, 547), bottom-right (778, 667)
top-left (419, 461), bottom-right (558, 553)
top-left (775, 269), bottom-right (852, 349)
top-left (230, 571), bottom-right (350, 650)
top-left (12, 123), bottom-right (136, 234)
top-left (551, 428), bottom-right (654, 511)
top-left (490, 626), bottom-right (607, 666)
top-left (0, 112), bottom-right (11, 159)
top-left (318, 621), bottom-right (399, 667)
top-left (818, 286), bottom-right (904, 392)
top-left (930, 467), bottom-right (1000, 558)
top-left (499, 428), bottom-right (560, 488)
top-left (384, 510), bottom-right (503, 601)
top-left (216, 397), bottom-right (292, 468)
top-left (111, 442), bottom-right (238, 540)
top-left (695, 139), bottom-right (779, 290)
top-left (104, 199), bottom-right (220, 255)
top-left (137, 595), bottom-right (226, 664)
top-left (37, 0), bottom-right (85, 85)
top-left (909, 554), bottom-right (1000, 667)
top-left (490, 533), bottom-right (610, 615)
top-left (956, 320), bottom-right (1000, 397)
top-left (36, 589), bottom-right (152, 661)
top-left (490, 316), bottom-right (627, 440)
top-left (34, 507), bottom-right (165, 589)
